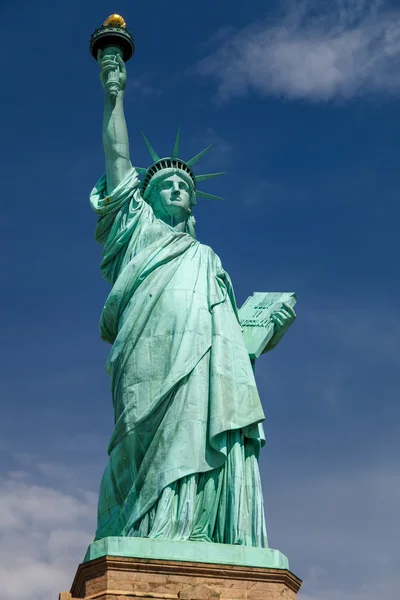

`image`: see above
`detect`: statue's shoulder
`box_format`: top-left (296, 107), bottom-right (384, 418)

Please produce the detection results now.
top-left (197, 242), bottom-right (224, 267)
top-left (197, 241), bottom-right (213, 254)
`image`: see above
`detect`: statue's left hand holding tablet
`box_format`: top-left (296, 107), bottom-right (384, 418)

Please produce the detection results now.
top-left (263, 303), bottom-right (297, 354)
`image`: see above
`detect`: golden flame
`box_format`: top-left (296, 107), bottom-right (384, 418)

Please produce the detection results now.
top-left (103, 14), bottom-right (126, 28)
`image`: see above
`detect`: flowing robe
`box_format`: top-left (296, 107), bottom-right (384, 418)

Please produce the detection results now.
top-left (90, 168), bottom-right (268, 546)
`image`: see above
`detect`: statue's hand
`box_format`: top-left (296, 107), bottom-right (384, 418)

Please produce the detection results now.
top-left (98, 48), bottom-right (127, 95)
top-left (263, 302), bottom-right (296, 353)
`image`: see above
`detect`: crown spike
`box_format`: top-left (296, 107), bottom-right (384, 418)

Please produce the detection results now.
top-left (171, 126), bottom-right (181, 158)
top-left (141, 132), bottom-right (160, 162)
top-left (134, 167), bottom-right (147, 177)
top-left (195, 172), bottom-right (225, 183)
top-left (187, 144), bottom-right (213, 167)
top-left (196, 190), bottom-right (224, 201)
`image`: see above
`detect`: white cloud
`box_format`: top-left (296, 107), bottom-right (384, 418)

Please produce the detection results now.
top-left (0, 471), bottom-right (96, 600)
top-left (197, 0), bottom-right (400, 101)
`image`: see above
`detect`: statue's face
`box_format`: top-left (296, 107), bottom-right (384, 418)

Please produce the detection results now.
top-left (151, 174), bottom-right (193, 220)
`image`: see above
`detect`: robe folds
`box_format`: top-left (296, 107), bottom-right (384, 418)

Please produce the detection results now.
top-left (90, 168), bottom-right (267, 547)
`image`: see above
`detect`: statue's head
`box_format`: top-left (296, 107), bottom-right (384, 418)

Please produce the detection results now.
top-left (145, 169), bottom-right (197, 237)
top-left (135, 129), bottom-right (225, 238)
top-left (146, 170), bottom-right (195, 220)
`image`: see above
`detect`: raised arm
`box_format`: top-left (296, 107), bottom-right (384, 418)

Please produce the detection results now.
top-left (98, 49), bottom-right (132, 194)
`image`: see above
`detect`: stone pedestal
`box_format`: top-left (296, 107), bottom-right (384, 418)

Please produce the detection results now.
top-left (60, 554), bottom-right (301, 600)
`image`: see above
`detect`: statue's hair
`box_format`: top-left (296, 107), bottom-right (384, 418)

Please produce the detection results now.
top-left (186, 214), bottom-right (197, 240)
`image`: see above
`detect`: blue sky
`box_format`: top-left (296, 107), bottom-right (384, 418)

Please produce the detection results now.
top-left (1, 0), bottom-right (400, 598)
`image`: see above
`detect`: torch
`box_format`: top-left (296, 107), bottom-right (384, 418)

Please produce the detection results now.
top-left (90, 14), bottom-right (135, 98)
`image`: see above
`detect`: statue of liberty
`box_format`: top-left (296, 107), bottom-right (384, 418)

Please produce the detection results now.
top-left (89, 34), bottom-right (296, 549)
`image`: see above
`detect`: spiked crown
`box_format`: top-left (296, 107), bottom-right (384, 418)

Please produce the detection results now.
top-left (134, 128), bottom-right (225, 202)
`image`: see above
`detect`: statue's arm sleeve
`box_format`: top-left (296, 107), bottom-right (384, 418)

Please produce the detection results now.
top-left (90, 166), bottom-right (142, 242)
top-left (90, 167), bottom-right (150, 280)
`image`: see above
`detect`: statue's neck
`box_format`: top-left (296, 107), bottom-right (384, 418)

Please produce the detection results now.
top-left (160, 214), bottom-right (188, 233)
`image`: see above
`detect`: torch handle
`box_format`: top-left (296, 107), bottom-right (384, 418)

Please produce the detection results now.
top-left (102, 46), bottom-right (123, 98)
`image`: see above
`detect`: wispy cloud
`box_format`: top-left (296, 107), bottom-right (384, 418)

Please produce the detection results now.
top-left (0, 470), bottom-right (96, 600)
top-left (193, 127), bottom-right (235, 170)
top-left (128, 72), bottom-right (162, 97)
top-left (197, 0), bottom-right (400, 101)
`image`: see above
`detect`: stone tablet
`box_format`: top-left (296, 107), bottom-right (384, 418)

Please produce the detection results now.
top-left (239, 292), bottom-right (297, 360)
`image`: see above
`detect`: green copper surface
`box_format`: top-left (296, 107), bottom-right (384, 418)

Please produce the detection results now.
top-left (141, 131), bottom-right (160, 162)
top-left (89, 45), bottom-right (297, 553)
top-left (171, 126), bottom-right (181, 158)
top-left (83, 537), bottom-right (289, 569)
top-left (239, 293), bottom-right (297, 360)
top-left (135, 133), bottom-right (224, 202)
